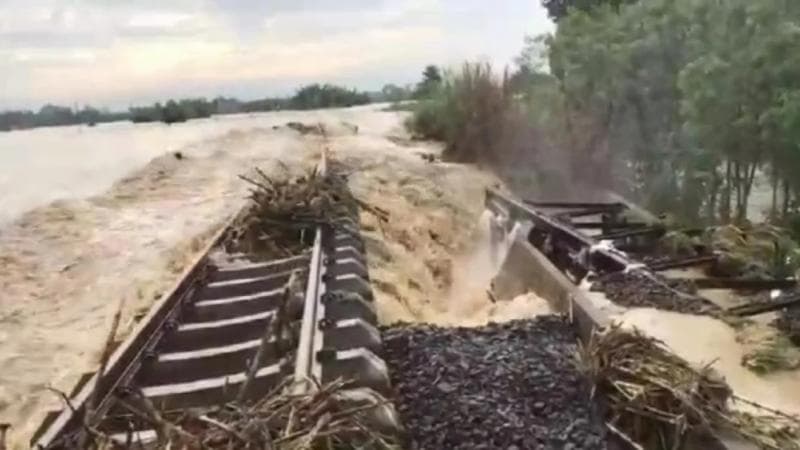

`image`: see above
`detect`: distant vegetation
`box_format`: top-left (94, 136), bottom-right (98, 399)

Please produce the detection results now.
top-left (0, 105), bottom-right (129, 131)
top-left (0, 83), bottom-right (390, 131)
top-left (408, 0), bottom-right (800, 229)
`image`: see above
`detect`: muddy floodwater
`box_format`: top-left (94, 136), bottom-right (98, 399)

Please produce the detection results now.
top-left (4, 103), bottom-right (791, 449)
top-left (0, 104), bottom-right (539, 448)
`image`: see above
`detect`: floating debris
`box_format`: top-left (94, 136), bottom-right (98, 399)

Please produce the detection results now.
top-left (580, 325), bottom-right (800, 450)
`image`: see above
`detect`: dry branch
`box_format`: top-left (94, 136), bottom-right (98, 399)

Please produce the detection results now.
top-left (225, 162), bottom-right (388, 260)
top-left (91, 378), bottom-right (398, 450)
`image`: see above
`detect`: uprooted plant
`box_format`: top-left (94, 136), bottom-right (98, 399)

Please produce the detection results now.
top-left (49, 265), bottom-right (397, 450)
top-left (104, 377), bottom-right (398, 450)
top-left (224, 162), bottom-right (388, 260)
top-left (579, 324), bottom-right (800, 450)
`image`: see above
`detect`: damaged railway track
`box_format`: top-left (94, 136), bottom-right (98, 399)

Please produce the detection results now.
top-left (486, 187), bottom-right (800, 450)
top-left (31, 153), bottom-right (395, 449)
top-left (487, 187), bottom-right (800, 321)
top-left (28, 154), bottom-right (800, 450)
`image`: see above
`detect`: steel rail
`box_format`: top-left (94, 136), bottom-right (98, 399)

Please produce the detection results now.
top-left (292, 150), bottom-right (328, 393)
top-left (485, 187), bottom-right (711, 304)
top-left (32, 211), bottom-right (236, 449)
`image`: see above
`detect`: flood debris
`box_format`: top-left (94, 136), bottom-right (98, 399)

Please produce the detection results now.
top-left (580, 325), bottom-right (800, 450)
top-left (382, 317), bottom-right (608, 449)
top-left (68, 378), bottom-right (396, 450)
top-left (741, 332), bottom-right (800, 374)
top-left (223, 163), bottom-right (386, 260)
top-left (777, 306), bottom-right (800, 346)
top-left (285, 121), bottom-right (323, 135)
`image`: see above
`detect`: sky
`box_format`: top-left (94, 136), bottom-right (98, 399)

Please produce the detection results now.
top-left (0, 0), bottom-right (554, 110)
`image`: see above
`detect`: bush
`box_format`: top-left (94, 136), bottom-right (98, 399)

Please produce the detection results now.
top-left (290, 84), bottom-right (371, 110)
top-left (404, 100), bottom-right (448, 141)
top-left (407, 63), bottom-right (512, 163)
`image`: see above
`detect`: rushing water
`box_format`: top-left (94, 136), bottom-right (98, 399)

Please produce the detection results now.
top-left (0, 105), bottom-right (392, 226)
top-left (0, 114), bottom-right (276, 225)
top-left (0, 105), bottom-right (398, 447)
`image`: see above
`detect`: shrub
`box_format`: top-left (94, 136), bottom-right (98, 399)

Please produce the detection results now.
top-left (407, 63), bottom-right (512, 163)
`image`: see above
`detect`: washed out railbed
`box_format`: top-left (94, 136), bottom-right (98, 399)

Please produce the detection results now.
top-left (485, 188), bottom-right (800, 450)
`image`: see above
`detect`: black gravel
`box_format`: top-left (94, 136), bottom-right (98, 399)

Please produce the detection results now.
top-left (591, 271), bottom-right (721, 315)
top-left (381, 317), bottom-right (608, 450)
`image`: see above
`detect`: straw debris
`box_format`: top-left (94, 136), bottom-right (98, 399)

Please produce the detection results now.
top-left (579, 324), bottom-right (800, 450)
top-left (70, 378), bottom-right (397, 450)
top-left (224, 163), bottom-right (388, 260)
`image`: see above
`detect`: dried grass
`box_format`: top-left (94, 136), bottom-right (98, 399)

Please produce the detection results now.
top-left (579, 324), bottom-right (800, 450)
top-left (71, 378), bottom-right (398, 450)
top-left (224, 164), bottom-right (388, 260)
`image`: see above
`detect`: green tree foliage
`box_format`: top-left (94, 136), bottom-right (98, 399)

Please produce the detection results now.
top-left (379, 84), bottom-right (413, 102)
top-left (407, 63), bottom-right (511, 162)
top-left (547, 0), bottom-right (800, 223)
top-left (289, 84), bottom-right (371, 109)
top-left (1, 83), bottom-right (373, 131)
top-left (541, 0), bottom-right (638, 21)
top-left (0, 105), bottom-right (128, 131)
top-left (414, 65), bottom-right (443, 99)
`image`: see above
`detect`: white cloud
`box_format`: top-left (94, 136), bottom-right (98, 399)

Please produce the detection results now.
top-left (0, 0), bottom-right (553, 109)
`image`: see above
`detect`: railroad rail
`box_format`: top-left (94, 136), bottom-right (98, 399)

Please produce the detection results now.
top-left (485, 188), bottom-right (783, 450)
top-left (486, 187), bottom-right (799, 319)
top-left (32, 154), bottom-right (393, 448)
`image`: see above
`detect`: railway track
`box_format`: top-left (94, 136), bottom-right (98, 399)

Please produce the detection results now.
top-left (486, 187), bottom-right (799, 319)
top-left (30, 171), bottom-right (794, 449)
top-left (486, 187), bottom-right (800, 450)
top-left (32, 154), bottom-right (393, 448)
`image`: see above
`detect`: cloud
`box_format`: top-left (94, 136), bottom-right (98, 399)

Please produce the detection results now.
top-left (0, 0), bottom-right (553, 109)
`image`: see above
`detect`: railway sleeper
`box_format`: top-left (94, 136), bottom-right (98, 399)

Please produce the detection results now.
top-left (32, 167), bottom-right (400, 448)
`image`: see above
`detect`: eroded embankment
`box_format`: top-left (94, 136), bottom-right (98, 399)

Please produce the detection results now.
top-left (331, 148), bottom-right (550, 325)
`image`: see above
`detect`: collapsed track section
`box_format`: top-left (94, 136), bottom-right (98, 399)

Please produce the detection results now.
top-left (485, 187), bottom-right (800, 450)
top-left (31, 156), bottom-right (392, 448)
top-left (486, 187), bottom-right (799, 320)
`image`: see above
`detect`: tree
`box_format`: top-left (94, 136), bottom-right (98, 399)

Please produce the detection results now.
top-left (380, 84), bottom-right (411, 102)
top-left (414, 65), bottom-right (443, 99)
top-left (541, 0), bottom-right (638, 21)
top-left (545, 0), bottom-right (800, 223)
top-left (290, 84), bottom-right (371, 109)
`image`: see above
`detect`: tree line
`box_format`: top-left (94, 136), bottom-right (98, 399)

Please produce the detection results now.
top-left (546, 0), bottom-right (800, 224)
top-left (408, 0), bottom-right (800, 228)
top-left (0, 83), bottom-right (397, 131)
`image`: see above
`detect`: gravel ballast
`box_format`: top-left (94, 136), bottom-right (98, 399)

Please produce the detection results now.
top-left (382, 316), bottom-right (608, 450)
top-left (591, 271), bottom-right (721, 315)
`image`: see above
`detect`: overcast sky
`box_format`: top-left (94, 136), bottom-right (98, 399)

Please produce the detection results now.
top-left (0, 1), bottom-right (553, 110)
